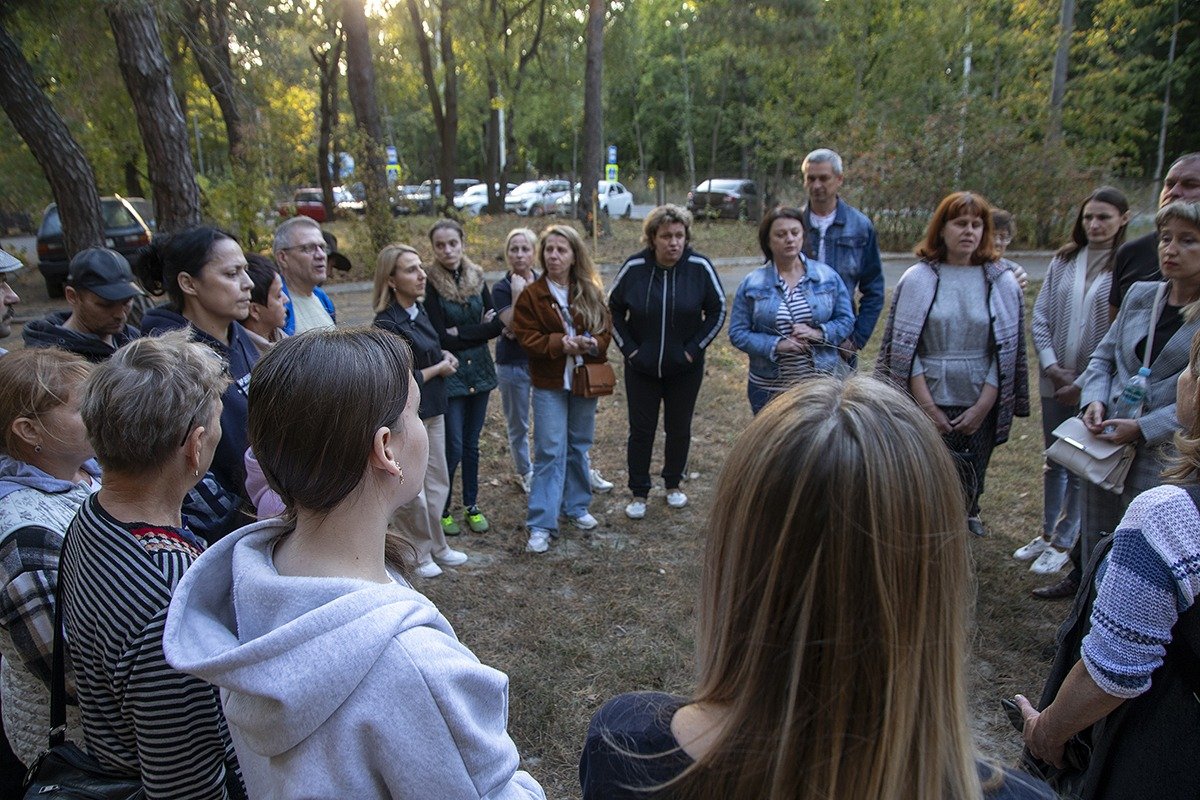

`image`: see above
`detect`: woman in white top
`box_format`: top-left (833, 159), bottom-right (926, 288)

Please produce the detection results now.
top-left (1018, 188), bottom-right (1130, 574)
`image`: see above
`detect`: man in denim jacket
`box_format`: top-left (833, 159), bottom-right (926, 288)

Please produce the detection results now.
top-left (801, 149), bottom-right (885, 360)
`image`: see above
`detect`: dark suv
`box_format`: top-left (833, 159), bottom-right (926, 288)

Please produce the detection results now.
top-left (686, 179), bottom-right (760, 221)
top-left (36, 196), bottom-right (155, 297)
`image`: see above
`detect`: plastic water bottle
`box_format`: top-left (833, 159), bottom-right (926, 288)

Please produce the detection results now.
top-left (1104, 366), bottom-right (1150, 434)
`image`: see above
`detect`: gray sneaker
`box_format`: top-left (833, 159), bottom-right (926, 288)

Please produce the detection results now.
top-left (526, 528), bottom-right (551, 553)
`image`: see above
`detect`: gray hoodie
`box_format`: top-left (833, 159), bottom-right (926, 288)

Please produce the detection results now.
top-left (163, 519), bottom-right (544, 800)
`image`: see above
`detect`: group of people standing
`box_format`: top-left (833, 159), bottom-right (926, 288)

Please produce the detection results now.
top-left (0, 148), bottom-right (1198, 799)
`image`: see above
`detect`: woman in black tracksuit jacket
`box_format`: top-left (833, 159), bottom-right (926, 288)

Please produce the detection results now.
top-left (608, 204), bottom-right (726, 520)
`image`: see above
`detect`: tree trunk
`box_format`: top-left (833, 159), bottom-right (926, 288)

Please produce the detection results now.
top-left (678, 32), bottom-right (696, 191)
top-left (341, 0), bottom-right (392, 249)
top-left (407, 0), bottom-right (445, 189)
top-left (1153, 0), bottom-right (1179, 181)
top-left (124, 159), bottom-right (143, 197)
top-left (312, 22), bottom-right (344, 217)
top-left (0, 22), bottom-right (104, 259)
top-left (437, 0), bottom-right (458, 213)
top-left (179, 0), bottom-right (247, 164)
top-left (485, 71), bottom-right (501, 212)
top-left (1047, 0), bottom-right (1075, 142)
top-left (579, 0), bottom-right (603, 231)
top-left (105, 0), bottom-right (201, 233)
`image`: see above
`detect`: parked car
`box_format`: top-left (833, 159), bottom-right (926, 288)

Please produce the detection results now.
top-left (397, 178), bottom-right (481, 215)
top-left (36, 196), bottom-right (154, 298)
top-left (505, 179), bottom-right (571, 216)
top-left (555, 180), bottom-right (635, 218)
top-left (279, 187), bottom-right (364, 223)
top-left (686, 178), bottom-right (760, 220)
top-left (454, 182), bottom-right (517, 216)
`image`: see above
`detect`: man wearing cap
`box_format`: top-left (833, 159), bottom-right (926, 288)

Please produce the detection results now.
top-left (22, 247), bottom-right (140, 362)
top-left (0, 250), bottom-right (21, 357)
top-left (273, 216), bottom-right (336, 334)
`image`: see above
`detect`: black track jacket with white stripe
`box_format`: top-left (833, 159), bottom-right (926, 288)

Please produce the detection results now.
top-left (608, 247), bottom-right (726, 379)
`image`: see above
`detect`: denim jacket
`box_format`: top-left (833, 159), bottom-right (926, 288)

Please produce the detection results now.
top-left (729, 258), bottom-right (856, 381)
top-left (802, 199), bottom-right (884, 348)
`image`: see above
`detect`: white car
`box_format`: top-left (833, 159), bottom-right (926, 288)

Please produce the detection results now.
top-left (454, 183), bottom-right (516, 216)
top-left (505, 179), bottom-right (572, 216)
top-left (555, 180), bottom-right (634, 218)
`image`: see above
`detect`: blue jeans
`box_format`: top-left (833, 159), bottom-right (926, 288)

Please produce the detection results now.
top-left (747, 381), bottom-right (778, 415)
top-left (529, 387), bottom-right (596, 531)
top-left (444, 391), bottom-right (490, 514)
top-left (1041, 397), bottom-right (1081, 548)
top-left (496, 363), bottom-right (533, 476)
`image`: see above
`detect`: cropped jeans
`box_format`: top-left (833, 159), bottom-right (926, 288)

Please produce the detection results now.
top-left (1040, 397), bottom-right (1081, 549)
top-left (444, 391), bottom-right (490, 514)
top-left (496, 363), bottom-right (533, 477)
top-left (528, 387), bottom-right (596, 532)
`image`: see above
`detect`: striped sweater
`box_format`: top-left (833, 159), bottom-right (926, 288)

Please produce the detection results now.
top-left (60, 493), bottom-right (245, 799)
top-left (1082, 484), bottom-right (1200, 698)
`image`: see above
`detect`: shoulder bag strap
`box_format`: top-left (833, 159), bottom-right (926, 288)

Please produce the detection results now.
top-left (1142, 281), bottom-right (1168, 373)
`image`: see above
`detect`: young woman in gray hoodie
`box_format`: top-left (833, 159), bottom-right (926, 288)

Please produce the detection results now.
top-left (163, 327), bottom-right (543, 800)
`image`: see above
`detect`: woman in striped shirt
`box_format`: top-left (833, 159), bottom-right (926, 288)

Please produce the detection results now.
top-left (729, 206), bottom-right (855, 414)
top-left (61, 331), bottom-right (245, 799)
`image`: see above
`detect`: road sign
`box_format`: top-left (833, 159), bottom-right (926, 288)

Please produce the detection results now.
top-left (606, 164), bottom-right (619, 181)
top-left (607, 145), bottom-right (617, 164)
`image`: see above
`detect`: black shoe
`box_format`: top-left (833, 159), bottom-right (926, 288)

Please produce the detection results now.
top-left (967, 516), bottom-right (987, 537)
top-left (1031, 575), bottom-right (1079, 600)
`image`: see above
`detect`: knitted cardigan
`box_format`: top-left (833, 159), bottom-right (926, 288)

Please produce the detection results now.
top-left (875, 260), bottom-right (1030, 444)
top-left (1030, 252), bottom-right (1113, 398)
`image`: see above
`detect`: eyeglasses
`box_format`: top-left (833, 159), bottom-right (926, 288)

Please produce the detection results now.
top-left (281, 243), bottom-right (330, 256)
top-left (178, 399), bottom-right (211, 448)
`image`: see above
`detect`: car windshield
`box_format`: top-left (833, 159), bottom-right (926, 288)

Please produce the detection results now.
top-left (512, 181), bottom-right (544, 194)
top-left (700, 179), bottom-right (744, 192)
top-left (41, 199), bottom-right (144, 236)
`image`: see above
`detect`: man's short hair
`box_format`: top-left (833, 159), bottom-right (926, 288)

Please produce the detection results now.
top-left (802, 148), bottom-right (844, 176)
top-left (273, 216), bottom-right (322, 255)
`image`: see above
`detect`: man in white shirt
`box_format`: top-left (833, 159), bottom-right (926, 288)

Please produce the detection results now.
top-left (273, 216), bottom-right (336, 334)
top-left (800, 149), bottom-right (884, 361)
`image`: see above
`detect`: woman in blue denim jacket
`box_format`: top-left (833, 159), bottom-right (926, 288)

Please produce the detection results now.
top-left (729, 207), bottom-right (855, 413)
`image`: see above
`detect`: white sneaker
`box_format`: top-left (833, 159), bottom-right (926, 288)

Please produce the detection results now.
top-left (666, 490), bottom-right (688, 508)
top-left (625, 499), bottom-right (647, 519)
top-left (520, 471), bottom-right (533, 494)
top-left (1030, 547), bottom-right (1071, 575)
top-left (571, 512), bottom-right (599, 530)
top-left (415, 560), bottom-right (443, 578)
top-left (526, 528), bottom-right (551, 553)
top-left (1013, 536), bottom-right (1050, 561)
top-left (432, 547), bottom-right (468, 566)
top-left (590, 469), bottom-right (614, 493)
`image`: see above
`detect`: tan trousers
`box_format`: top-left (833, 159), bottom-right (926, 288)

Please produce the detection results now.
top-left (391, 415), bottom-right (451, 563)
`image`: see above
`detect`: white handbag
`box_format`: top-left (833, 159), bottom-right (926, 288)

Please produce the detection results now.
top-left (1045, 416), bottom-right (1135, 494)
top-left (1045, 282), bottom-right (1167, 496)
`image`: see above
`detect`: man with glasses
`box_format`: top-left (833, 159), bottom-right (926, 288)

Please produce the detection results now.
top-left (273, 216), bottom-right (337, 334)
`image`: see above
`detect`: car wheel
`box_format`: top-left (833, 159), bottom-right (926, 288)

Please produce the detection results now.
top-left (531, 205), bottom-right (544, 217)
top-left (622, 203), bottom-right (632, 219)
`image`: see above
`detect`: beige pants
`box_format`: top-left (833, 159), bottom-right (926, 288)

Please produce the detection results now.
top-left (391, 414), bottom-right (451, 563)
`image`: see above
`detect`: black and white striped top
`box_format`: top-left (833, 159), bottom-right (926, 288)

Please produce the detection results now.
top-left (752, 273), bottom-right (816, 389)
top-left (60, 493), bottom-right (244, 800)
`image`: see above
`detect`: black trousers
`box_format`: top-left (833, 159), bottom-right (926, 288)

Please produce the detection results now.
top-left (624, 363), bottom-right (705, 497)
top-left (940, 405), bottom-right (998, 518)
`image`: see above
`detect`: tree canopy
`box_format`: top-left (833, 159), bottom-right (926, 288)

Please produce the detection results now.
top-left (1, 0), bottom-right (1195, 246)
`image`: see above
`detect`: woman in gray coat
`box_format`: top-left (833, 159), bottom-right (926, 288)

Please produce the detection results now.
top-left (1036, 200), bottom-right (1200, 599)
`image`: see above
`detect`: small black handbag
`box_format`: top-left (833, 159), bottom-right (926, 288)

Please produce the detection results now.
top-left (22, 555), bottom-right (144, 800)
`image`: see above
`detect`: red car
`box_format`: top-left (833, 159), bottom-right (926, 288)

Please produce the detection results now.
top-left (280, 187), bottom-right (364, 223)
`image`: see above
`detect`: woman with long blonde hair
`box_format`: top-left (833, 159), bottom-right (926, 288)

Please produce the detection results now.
top-left (511, 224), bottom-right (611, 554)
top-left (581, 376), bottom-right (1053, 800)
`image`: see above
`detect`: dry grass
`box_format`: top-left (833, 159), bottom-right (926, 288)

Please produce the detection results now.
top-left (415, 283), bottom-right (1058, 798)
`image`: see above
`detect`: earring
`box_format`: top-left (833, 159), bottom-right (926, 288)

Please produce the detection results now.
top-left (194, 469), bottom-right (200, 477)
top-left (393, 459), bottom-right (404, 485)
top-left (34, 445), bottom-right (42, 453)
